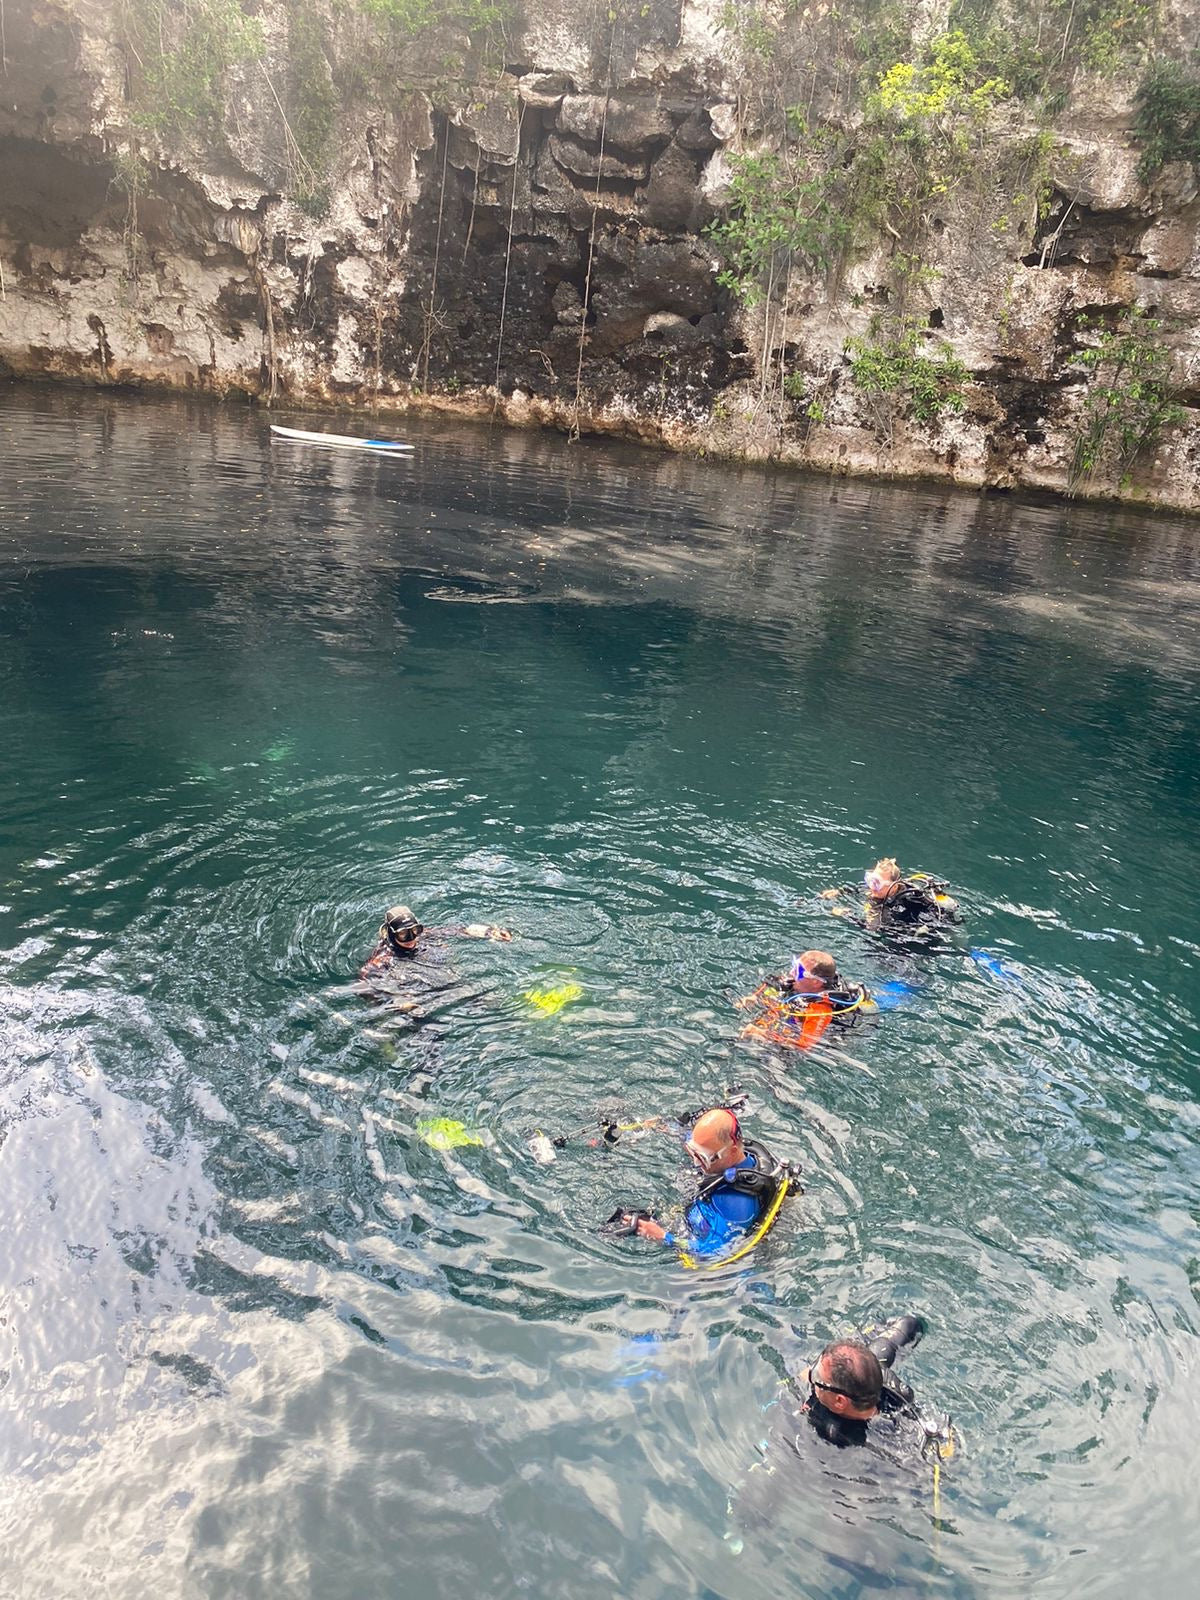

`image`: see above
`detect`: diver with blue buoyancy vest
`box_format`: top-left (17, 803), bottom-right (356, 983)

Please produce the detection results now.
top-left (609, 1107), bottom-right (800, 1261)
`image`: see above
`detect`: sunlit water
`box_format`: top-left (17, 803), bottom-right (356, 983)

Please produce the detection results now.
top-left (1, 386), bottom-right (1198, 1599)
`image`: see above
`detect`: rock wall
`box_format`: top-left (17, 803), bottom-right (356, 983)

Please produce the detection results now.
top-left (1, 0), bottom-right (1199, 509)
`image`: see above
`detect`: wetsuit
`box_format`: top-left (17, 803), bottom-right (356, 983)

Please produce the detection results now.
top-left (798, 1315), bottom-right (925, 1449)
top-left (826, 879), bottom-right (960, 940)
top-left (868, 881), bottom-right (949, 930)
top-left (667, 1139), bottom-right (785, 1257)
top-left (800, 1370), bottom-right (916, 1447)
top-left (359, 938), bottom-right (418, 985)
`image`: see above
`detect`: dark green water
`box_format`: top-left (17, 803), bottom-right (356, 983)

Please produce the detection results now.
top-left (1, 385), bottom-right (1198, 1599)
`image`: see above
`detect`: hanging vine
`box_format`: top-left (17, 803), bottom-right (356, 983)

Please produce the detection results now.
top-left (493, 96), bottom-right (526, 399)
top-left (418, 117), bottom-right (451, 392)
top-left (570, 8), bottom-right (619, 441)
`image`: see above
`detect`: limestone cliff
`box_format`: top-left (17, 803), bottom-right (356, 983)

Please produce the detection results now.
top-left (1, 0), bottom-right (1198, 507)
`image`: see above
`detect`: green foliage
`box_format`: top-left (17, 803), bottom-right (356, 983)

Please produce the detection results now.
top-left (869, 30), bottom-right (1010, 123)
top-left (947, 0), bottom-right (1154, 93)
top-left (287, 4), bottom-right (338, 209)
top-left (361, 0), bottom-right (510, 36)
top-left (710, 33), bottom-right (1007, 308)
top-left (1068, 308), bottom-right (1184, 493)
top-left (708, 151), bottom-right (850, 304)
top-left (1132, 57), bottom-right (1200, 182)
top-left (1075, 0), bottom-right (1153, 73)
top-left (121, 0), bottom-right (263, 138)
top-left (716, 1), bottom-right (776, 59)
top-left (846, 319), bottom-right (970, 426)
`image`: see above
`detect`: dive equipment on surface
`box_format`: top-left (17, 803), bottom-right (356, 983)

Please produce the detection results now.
top-left (870, 979), bottom-right (920, 1011)
top-left (528, 1131), bottom-right (558, 1165)
top-left (599, 1207), bottom-right (657, 1237)
top-left (416, 1116), bottom-right (485, 1150)
top-left (523, 982), bottom-right (583, 1015)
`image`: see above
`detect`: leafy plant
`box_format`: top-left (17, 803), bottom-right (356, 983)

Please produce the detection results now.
top-left (707, 151), bottom-right (850, 304)
top-left (121, 0), bottom-right (263, 138)
top-left (287, 4), bottom-right (339, 209)
top-left (1068, 308), bottom-right (1185, 493)
top-left (1132, 57), bottom-right (1200, 182)
top-left (846, 318), bottom-right (970, 436)
top-left (361, 0), bottom-right (510, 36)
top-left (869, 30), bottom-right (1010, 124)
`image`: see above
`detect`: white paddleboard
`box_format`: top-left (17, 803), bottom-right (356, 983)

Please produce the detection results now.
top-left (270, 424), bottom-right (414, 454)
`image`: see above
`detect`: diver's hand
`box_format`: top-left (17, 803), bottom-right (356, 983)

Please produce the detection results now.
top-left (632, 1216), bottom-right (667, 1241)
top-left (463, 923), bottom-right (514, 941)
top-left (819, 889), bottom-right (842, 900)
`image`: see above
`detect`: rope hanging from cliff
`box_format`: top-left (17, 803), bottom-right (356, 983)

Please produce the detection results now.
top-left (493, 98), bottom-right (526, 401)
top-left (570, 87), bottom-right (609, 443)
top-left (571, 8), bottom-right (618, 442)
top-left (421, 117), bottom-right (451, 393)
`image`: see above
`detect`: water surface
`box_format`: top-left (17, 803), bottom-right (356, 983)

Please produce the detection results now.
top-left (1, 386), bottom-right (1198, 1598)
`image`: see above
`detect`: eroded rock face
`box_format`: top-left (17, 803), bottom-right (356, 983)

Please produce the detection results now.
top-left (0, 0), bottom-right (1198, 508)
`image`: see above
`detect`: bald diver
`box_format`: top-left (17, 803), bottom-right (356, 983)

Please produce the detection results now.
top-left (606, 1107), bottom-right (799, 1265)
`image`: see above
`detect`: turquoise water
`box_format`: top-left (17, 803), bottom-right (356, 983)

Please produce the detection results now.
top-left (1, 385), bottom-right (1198, 1598)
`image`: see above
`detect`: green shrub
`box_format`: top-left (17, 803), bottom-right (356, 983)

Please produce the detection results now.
top-left (361, 0), bottom-right (510, 36)
top-left (869, 30), bottom-right (1010, 123)
top-left (1132, 57), bottom-right (1200, 182)
top-left (708, 151), bottom-right (850, 304)
top-left (121, 0), bottom-right (263, 138)
top-left (288, 4), bottom-right (339, 203)
top-left (1068, 307), bottom-right (1185, 492)
top-left (846, 319), bottom-right (970, 426)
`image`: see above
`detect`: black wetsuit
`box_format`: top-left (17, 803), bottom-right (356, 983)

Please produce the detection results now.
top-left (869, 882), bottom-right (945, 929)
top-left (798, 1315), bottom-right (926, 1449)
top-left (799, 1370), bottom-right (916, 1448)
top-left (359, 938), bottom-right (419, 985)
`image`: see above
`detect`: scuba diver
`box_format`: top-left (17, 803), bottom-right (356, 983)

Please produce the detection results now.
top-left (607, 1107), bottom-right (799, 1263)
top-left (357, 904), bottom-right (513, 1021)
top-left (822, 858), bottom-right (960, 936)
top-left (727, 1316), bottom-right (954, 1545)
top-left (359, 904), bottom-right (512, 984)
top-left (737, 948), bottom-right (873, 1051)
top-left (791, 1315), bottom-right (954, 1456)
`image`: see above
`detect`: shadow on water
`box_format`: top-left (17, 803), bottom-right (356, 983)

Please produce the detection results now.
top-left (1, 385), bottom-right (1199, 1598)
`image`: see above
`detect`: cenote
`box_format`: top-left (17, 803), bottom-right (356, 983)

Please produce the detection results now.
top-left (1, 385), bottom-right (1198, 1599)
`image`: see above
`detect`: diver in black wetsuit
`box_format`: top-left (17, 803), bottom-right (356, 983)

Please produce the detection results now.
top-left (795, 1316), bottom-right (927, 1448)
top-left (357, 903), bottom-right (513, 1009)
top-left (727, 1316), bottom-right (954, 1546)
top-left (822, 858), bottom-right (961, 938)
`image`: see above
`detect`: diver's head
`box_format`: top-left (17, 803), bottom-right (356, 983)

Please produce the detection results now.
top-left (808, 1340), bottom-right (883, 1420)
top-left (790, 949), bottom-right (838, 992)
top-left (685, 1107), bottom-right (745, 1173)
top-left (865, 857), bottom-right (902, 900)
top-left (382, 904), bottom-right (423, 951)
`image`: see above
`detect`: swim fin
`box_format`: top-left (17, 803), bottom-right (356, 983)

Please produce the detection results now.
top-left (968, 948), bottom-right (1018, 981)
top-left (871, 979), bottom-right (920, 1011)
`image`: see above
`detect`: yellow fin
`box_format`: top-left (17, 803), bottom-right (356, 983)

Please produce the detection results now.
top-left (523, 982), bottom-right (583, 1016)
